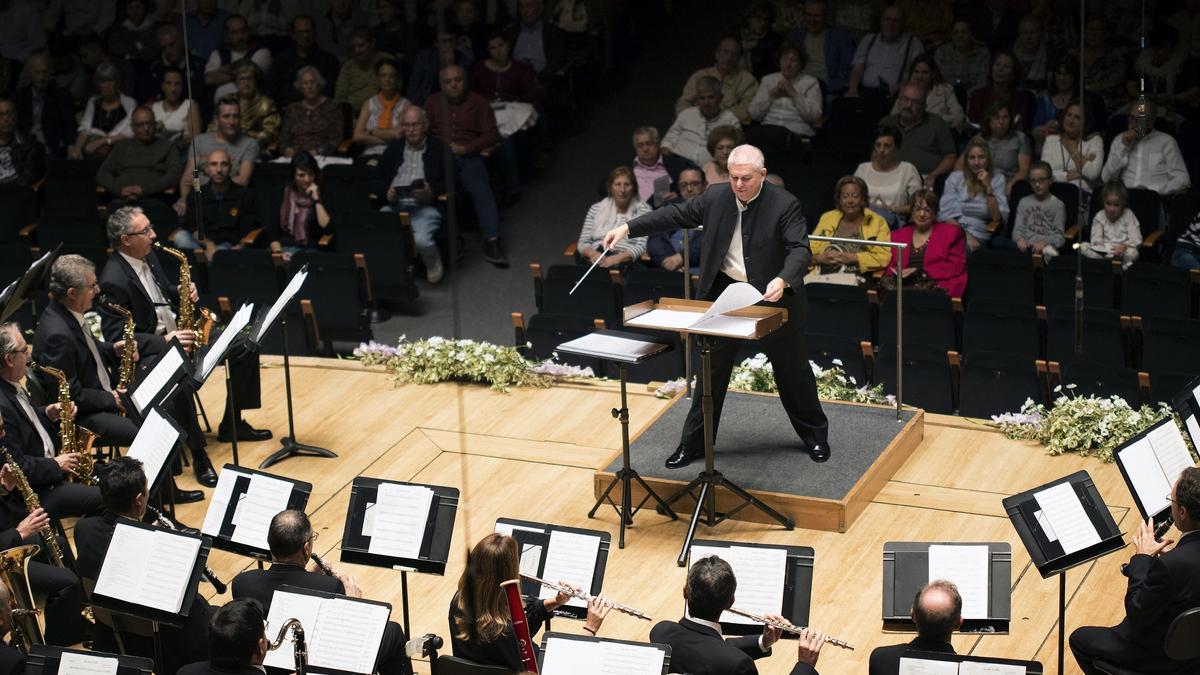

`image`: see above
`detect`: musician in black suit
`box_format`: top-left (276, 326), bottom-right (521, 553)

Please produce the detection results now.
top-left (31, 255), bottom-right (139, 448)
top-left (178, 599), bottom-right (272, 675)
top-left (97, 207), bottom-right (270, 487)
top-left (73, 457), bottom-right (211, 675)
top-left (649, 555), bottom-right (823, 675)
top-left (0, 582), bottom-right (26, 675)
top-left (604, 144), bottom-right (831, 468)
top-left (0, 323), bottom-right (104, 520)
top-left (231, 510), bottom-right (413, 675)
top-left (1070, 467), bottom-right (1200, 674)
top-left (868, 580), bottom-right (960, 674)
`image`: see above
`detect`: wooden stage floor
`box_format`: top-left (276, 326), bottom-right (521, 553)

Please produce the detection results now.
top-left (160, 356), bottom-right (1140, 674)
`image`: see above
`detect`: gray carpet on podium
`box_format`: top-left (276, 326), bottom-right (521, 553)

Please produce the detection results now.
top-left (612, 393), bottom-right (918, 499)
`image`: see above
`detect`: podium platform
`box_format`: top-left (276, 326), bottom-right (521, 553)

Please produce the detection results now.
top-left (595, 392), bottom-right (924, 533)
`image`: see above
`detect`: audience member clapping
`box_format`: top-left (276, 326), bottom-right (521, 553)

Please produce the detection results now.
top-left (889, 54), bottom-right (964, 132)
top-left (279, 66), bottom-right (343, 158)
top-left (966, 100), bottom-right (1031, 194)
top-left (267, 151), bottom-right (330, 262)
top-left (855, 126), bottom-right (922, 229)
top-left (352, 59), bottom-right (411, 157)
top-left (1083, 181), bottom-right (1141, 269)
top-left (675, 37), bottom-right (758, 125)
top-left (701, 126), bottom-right (742, 188)
top-left (934, 20), bottom-right (989, 91)
top-left (150, 66), bottom-right (202, 146)
top-left (577, 166), bottom-right (649, 269)
top-left (747, 41), bottom-right (822, 146)
top-left (662, 77), bottom-right (741, 167)
top-left (884, 188), bottom-right (967, 296)
top-left (70, 63), bottom-right (136, 160)
top-left (809, 176), bottom-right (893, 281)
top-left (941, 139), bottom-right (1009, 252)
top-left (1040, 102), bottom-right (1103, 192)
top-left (647, 167), bottom-right (706, 272)
top-left (967, 52), bottom-right (1034, 130)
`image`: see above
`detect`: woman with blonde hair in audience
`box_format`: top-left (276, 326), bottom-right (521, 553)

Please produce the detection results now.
top-left (69, 63), bottom-right (137, 159)
top-left (352, 58), bottom-right (411, 157)
top-left (884, 188), bottom-right (968, 296)
top-left (889, 54), bottom-right (965, 132)
top-left (449, 533), bottom-right (608, 671)
top-left (577, 166), bottom-right (650, 270)
top-left (855, 126), bottom-right (922, 229)
top-left (702, 126), bottom-right (742, 187)
top-left (808, 175), bottom-right (892, 282)
top-left (941, 139), bottom-right (1009, 252)
top-left (963, 100), bottom-right (1031, 195)
top-left (280, 66), bottom-right (344, 158)
top-left (1040, 102), bottom-right (1103, 192)
top-left (151, 65), bottom-right (202, 146)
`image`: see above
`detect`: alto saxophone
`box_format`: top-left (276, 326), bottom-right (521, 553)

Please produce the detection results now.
top-left (0, 450), bottom-right (66, 567)
top-left (29, 362), bottom-right (97, 486)
top-left (101, 300), bottom-right (137, 390)
top-left (0, 544), bottom-right (47, 653)
top-left (267, 617), bottom-right (307, 675)
top-left (153, 243), bottom-right (218, 347)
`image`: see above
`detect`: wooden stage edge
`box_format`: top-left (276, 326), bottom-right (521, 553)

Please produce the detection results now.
top-left (593, 400), bottom-right (926, 533)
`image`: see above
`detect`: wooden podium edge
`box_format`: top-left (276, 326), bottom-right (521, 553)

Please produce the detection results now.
top-left (592, 403), bottom-right (926, 533)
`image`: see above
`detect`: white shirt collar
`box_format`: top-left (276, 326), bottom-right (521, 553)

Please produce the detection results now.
top-left (119, 250), bottom-right (148, 273)
top-left (68, 307), bottom-right (87, 327)
top-left (1, 376), bottom-right (20, 389)
top-left (684, 611), bottom-right (723, 634)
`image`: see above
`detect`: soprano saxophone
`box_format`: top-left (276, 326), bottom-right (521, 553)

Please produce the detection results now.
top-left (266, 617), bottom-right (307, 675)
top-left (153, 243), bottom-right (217, 347)
top-left (0, 449), bottom-right (65, 567)
top-left (100, 300), bottom-right (136, 390)
top-left (29, 362), bottom-right (97, 486)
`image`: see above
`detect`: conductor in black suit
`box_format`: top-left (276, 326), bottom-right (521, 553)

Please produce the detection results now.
top-left (231, 510), bottom-right (413, 675)
top-left (605, 144), bottom-right (831, 468)
top-left (868, 580), bottom-right (960, 674)
top-left (178, 599), bottom-right (271, 675)
top-left (649, 555), bottom-right (824, 675)
top-left (1070, 467), bottom-right (1200, 674)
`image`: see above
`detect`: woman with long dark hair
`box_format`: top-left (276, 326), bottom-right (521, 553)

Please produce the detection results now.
top-left (267, 151), bottom-right (331, 261)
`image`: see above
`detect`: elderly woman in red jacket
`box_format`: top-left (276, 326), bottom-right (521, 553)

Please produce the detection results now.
top-left (885, 188), bottom-right (968, 297)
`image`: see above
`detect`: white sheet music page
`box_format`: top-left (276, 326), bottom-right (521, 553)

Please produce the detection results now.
top-left (1186, 415), bottom-right (1200, 449)
top-left (624, 308), bottom-right (702, 331)
top-left (255, 269), bottom-right (308, 343)
top-left (140, 531), bottom-right (202, 612)
top-left (958, 662), bottom-right (1026, 675)
top-left (132, 346), bottom-right (184, 413)
top-left (1120, 438), bottom-right (1173, 517)
top-left (538, 530), bottom-right (601, 608)
top-left (540, 637), bottom-right (600, 675)
top-left (201, 303), bottom-right (254, 381)
top-left (898, 657), bottom-right (960, 675)
top-left (367, 483), bottom-right (434, 558)
top-left (600, 641), bottom-right (666, 675)
top-left (230, 472), bottom-right (294, 549)
top-left (723, 546), bottom-right (787, 624)
top-left (1147, 422), bottom-right (1195, 493)
top-left (557, 333), bottom-right (661, 360)
top-left (125, 408), bottom-right (179, 492)
top-left (201, 468), bottom-right (241, 538)
top-left (693, 314), bottom-right (760, 338)
top-left (58, 651), bottom-right (119, 675)
top-left (309, 597), bottom-right (390, 674)
top-left (264, 591), bottom-right (324, 671)
top-left (1033, 482), bottom-right (1102, 555)
top-left (93, 524), bottom-right (152, 602)
top-left (696, 281), bottom-right (763, 322)
top-left (927, 545), bottom-right (990, 619)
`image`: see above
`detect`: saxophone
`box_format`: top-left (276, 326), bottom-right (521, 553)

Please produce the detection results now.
top-left (101, 300), bottom-right (136, 390)
top-left (29, 362), bottom-right (97, 486)
top-left (153, 243), bottom-right (217, 347)
top-left (266, 618), bottom-right (307, 675)
top-left (0, 450), bottom-right (66, 567)
top-left (0, 544), bottom-right (47, 653)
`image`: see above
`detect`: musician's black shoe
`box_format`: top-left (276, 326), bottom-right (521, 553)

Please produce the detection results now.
top-left (808, 442), bottom-right (831, 463)
top-left (191, 451), bottom-right (218, 487)
top-left (665, 445), bottom-right (702, 469)
top-left (218, 419), bottom-right (273, 442)
top-left (173, 487), bottom-right (205, 504)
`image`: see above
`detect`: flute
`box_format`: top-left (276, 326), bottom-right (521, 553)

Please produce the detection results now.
top-left (725, 607), bottom-right (855, 650)
top-left (519, 573), bottom-right (651, 621)
top-left (310, 552), bottom-right (336, 577)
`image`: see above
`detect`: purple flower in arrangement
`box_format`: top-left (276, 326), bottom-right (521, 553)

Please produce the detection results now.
top-left (531, 360), bottom-right (596, 378)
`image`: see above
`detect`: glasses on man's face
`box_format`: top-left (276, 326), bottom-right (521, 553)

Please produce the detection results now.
top-left (128, 225), bottom-right (154, 237)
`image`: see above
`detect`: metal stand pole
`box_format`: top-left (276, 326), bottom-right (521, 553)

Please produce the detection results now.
top-left (259, 310), bottom-right (337, 469)
top-left (224, 359), bottom-right (239, 466)
top-left (682, 228), bottom-right (693, 399)
top-left (1059, 572), bottom-right (1066, 675)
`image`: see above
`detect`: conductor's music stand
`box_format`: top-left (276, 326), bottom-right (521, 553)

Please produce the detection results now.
top-left (556, 330), bottom-right (679, 548)
top-left (624, 298), bottom-right (796, 565)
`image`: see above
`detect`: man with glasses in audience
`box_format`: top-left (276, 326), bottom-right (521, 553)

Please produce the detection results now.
top-left (96, 107), bottom-right (182, 226)
top-left (648, 167), bottom-right (707, 272)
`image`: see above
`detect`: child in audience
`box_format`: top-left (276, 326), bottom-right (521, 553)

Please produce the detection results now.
top-left (1009, 161), bottom-right (1066, 259)
top-left (1082, 181), bottom-right (1141, 269)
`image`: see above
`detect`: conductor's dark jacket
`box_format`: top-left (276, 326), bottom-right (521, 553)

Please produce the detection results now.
top-left (626, 181), bottom-right (813, 334)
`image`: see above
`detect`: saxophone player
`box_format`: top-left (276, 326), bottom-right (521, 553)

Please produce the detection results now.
top-left (178, 599), bottom-right (273, 675)
top-left (98, 206), bottom-right (272, 489)
top-left (0, 323), bottom-right (104, 520)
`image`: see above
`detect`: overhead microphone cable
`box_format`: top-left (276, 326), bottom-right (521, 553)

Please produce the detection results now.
top-left (179, 0), bottom-right (207, 242)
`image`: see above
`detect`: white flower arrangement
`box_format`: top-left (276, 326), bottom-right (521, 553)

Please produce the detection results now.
top-left (656, 355), bottom-right (888, 404)
top-left (991, 386), bottom-right (1178, 462)
top-left (354, 338), bottom-right (597, 392)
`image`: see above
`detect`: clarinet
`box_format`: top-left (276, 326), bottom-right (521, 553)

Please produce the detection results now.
top-left (310, 552), bottom-right (336, 577)
top-left (147, 506), bottom-right (228, 594)
top-left (501, 579), bottom-right (539, 673)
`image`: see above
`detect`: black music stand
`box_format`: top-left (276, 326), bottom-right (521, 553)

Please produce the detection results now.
top-left (624, 298), bottom-right (795, 566)
top-left (341, 477), bottom-right (459, 636)
top-left (0, 244), bottom-right (59, 322)
top-left (882, 542), bottom-right (1012, 634)
top-left (203, 464), bottom-right (312, 559)
top-left (1003, 471), bottom-right (1125, 675)
top-left (193, 302), bottom-right (258, 466)
top-left (687, 539), bottom-right (814, 637)
top-left (899, 651), bottom-right (1044, 674)
top-left (495, 518), bottom-right (611, 621)
top-left (538, 633), bottom-right (671, 674)
top-left (556, 330), bottom-right (679, 548)
top-left (125, 405), bottom-right (186, 521)
top-left (27, 645), bottom-right (154, 675)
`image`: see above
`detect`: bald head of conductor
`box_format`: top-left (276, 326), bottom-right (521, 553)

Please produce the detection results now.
top-left (911, 580), bottom-right (963, 643)
top-left (603, 144), bottom-right (789, 302)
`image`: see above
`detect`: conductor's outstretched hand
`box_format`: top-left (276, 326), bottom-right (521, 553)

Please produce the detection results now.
top-left (602, 224), bottom-right (630, 251)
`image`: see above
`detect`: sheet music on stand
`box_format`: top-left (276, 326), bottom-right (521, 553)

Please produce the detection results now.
top-left (130, 340), bottom-right (188, 415)
top-left (198, 303), bottom-right (254, 383)
top-left (882, 542), bottom-right (1011, 633)
top-left (927, 545), bottom-right (989, 620)
top-left (1115, 416), bottom-right (1197, 521)
top-left (340, 477), bottom-right (459, 575)
top-left (0, 244), bottom-right (59, 321)
top-left (685, 539), bottom-right (813, 636)
top-left (253, 267), bottom-right (308, 344)
top-left (539, 632), bottom-right (670, 675)
top-left (27, 645), bottom-right (153, 675)
top-left (494, 518), bottom-right (610, 620)
top-left (125, 407), bottom-right (183, 495)
top-left (89, 521), bottom-right (210, 626)
top-left (898, 651), bottom-right (1042, 674)
top-left (264, 585), bottom-right (390, 675)
top-left (624, 282), bottom-right (766, 338)
top-left (201, 464), bottom-right (312, 559)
